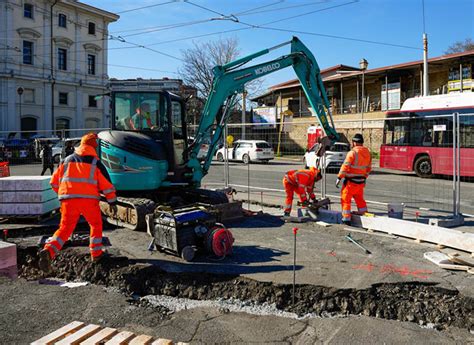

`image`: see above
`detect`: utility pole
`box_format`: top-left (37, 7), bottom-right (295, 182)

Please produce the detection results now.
top-left (423, 33), bottom-right (429, 96)
top-left (241, 88), bottom-right (247, 139)
top-left (359, 58), bottom-right (368, 131)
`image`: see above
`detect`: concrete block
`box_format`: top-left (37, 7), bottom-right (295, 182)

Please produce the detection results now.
top-left (16, 189), bottom-right (56, 203)
top-left (352, 214), bottom-right (474, 253)
top-left (29, 199), bottom-right (60, 215)
top-left (0, 176), bottom-right (51, 191)
top-left (15, 204), bottom-right (30, 215)
top-left (0, 198), bottom-right (59, 215)
top-left (2, 192), bottom-right (17, 203)
top-left (0, 241), bottom-right (17, 279)
top-left (317, 208), bottom-right (342, 224)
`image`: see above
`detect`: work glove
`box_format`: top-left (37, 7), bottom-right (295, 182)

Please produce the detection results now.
top-left (109, 203), bottom-right (118, 215)
top-left (335, 178), bottom-right (342, 188)
top-left (301, 200), bottom-right (310, 207)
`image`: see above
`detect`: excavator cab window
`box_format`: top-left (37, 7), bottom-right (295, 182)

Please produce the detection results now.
top-left (113, 92), bottom-right (169, 132)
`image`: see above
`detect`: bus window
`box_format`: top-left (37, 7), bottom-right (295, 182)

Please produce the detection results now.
top-left (384, 120), bottom-right (409, 145)
top-left (460, 115), bottom-right (474, 148)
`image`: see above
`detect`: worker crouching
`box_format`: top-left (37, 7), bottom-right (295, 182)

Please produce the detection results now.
top-left (38, 133), bottom-right (118, 273)
top-left (282, 166), bottom-right (322, 217)
top-left (336, 133), bottom-right (372, 226)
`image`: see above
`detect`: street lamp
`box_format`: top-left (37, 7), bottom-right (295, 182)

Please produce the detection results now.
top-left (17, 87), bottom-right (24, 132)
top-left (359, 58), bottom-right (368, 131)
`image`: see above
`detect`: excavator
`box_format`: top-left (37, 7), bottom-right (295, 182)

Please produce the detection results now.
top-left (97, 36), bottom-right (339, 231)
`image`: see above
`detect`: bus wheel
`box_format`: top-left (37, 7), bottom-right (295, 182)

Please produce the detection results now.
top-left (414, 156), bottom-right (432, 178)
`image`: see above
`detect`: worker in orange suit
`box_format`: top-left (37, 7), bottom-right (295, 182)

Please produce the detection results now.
top-left (336, 133), bottom-right (372, 226)
top-left (38, 133), bottom-right (118, 273)
top-left (282, 166), bottom-right (322, 217)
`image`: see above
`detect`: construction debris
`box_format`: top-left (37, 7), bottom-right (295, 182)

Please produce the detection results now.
top-left (424, 251), bottom-right (474, 272)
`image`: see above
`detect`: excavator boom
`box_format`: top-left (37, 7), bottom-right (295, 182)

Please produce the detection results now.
top-left (188, 36), bottom-right (339, 184)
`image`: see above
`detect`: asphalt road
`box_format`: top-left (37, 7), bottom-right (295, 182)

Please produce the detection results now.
top-left (202, 159), bottom-right (474, 217)
top-left (9, 159), bottom-right (474, 216)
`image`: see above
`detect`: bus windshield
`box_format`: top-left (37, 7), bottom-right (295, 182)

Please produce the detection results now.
top-left (113, 92), bottom-right (169, 132)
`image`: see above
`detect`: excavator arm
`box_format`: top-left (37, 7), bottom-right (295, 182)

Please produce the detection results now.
top-left (188, 36), bottom-right (339, 185)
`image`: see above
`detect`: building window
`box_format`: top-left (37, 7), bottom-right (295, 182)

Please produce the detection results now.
top-left (88, 95), bottom-right (97, 108)
top-left (87, 54), bottom-right (96, 75)
top-left (58, 13), bottom-right (67, 28)
top-left (59, 92), bottom-right (68, 105)
top-left (24, 3), bottom-right (33, 19)
top-left (58, 48), bottom-right (67, 70)
top-left (22, 41), bottom-right (33, 65)
top-left (21, 117), bottom-right (37, 137)
top-left (88, 22), bottom-right (96, 35)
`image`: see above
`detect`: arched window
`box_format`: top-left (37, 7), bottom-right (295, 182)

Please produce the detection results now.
top-left (85, 118), bottom-right (100, 129)
top-left (21, 116), bottom-right (37, 138)
top-left (56, 118), bottom-right (70, 138)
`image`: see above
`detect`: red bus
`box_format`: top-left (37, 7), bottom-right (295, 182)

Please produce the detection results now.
top-left (380, 93), bottom-right (474, 177)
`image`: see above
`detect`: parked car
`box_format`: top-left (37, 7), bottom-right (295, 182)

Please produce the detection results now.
top-left (304, 142), bottom-right (350, 170)
top-left (216, 140), bottom-right (274, 164)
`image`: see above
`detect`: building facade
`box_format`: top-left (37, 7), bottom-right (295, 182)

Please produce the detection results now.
top-left (0, 0), bottom-right (118, 137)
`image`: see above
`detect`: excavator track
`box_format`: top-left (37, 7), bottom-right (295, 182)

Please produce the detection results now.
top-left (100, 197), bottom-right (156, 231)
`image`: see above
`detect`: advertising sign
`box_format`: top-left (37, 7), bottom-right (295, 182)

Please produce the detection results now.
top-left (253, 106), bottom-right (276, 129)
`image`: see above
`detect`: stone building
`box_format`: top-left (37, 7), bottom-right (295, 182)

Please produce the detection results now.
top-left (0, 0), bottom-right (118, 137)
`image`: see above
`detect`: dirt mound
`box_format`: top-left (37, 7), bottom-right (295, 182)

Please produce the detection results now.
top-left (18, 247), bottom-right (473, 331)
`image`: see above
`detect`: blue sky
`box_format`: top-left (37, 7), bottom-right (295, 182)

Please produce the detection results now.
top-left (83, 0), bottom-right (473, 94)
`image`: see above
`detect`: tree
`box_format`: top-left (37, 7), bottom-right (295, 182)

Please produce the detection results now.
top-left (445, 38), bottom-right (474, 54)
top-left (180, 38), bottom-right (241, 100)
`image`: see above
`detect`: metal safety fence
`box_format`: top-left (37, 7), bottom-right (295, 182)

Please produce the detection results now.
top-left (2, 113), bottom-right (473, 223)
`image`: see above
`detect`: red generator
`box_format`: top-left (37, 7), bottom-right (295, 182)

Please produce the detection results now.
top-left (307, 125), bottom-right (322, 149)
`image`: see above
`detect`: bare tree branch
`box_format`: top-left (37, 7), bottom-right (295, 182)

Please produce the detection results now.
top-left (445, 38), bottom-right (474, 54)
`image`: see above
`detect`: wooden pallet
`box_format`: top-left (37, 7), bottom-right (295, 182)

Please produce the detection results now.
top-left (31, 321), bottom-right (186, 345)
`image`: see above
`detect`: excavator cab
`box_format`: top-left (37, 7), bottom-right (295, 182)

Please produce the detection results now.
top-left (98, 91), bottom-right (189, 192)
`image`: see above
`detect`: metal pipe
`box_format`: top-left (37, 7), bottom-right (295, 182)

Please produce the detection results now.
top-left (321, 154), bottom-right (326, 198)
top-left (241, 88), bottom-right (246, 139)
top-left (50, 0), bottom-right (58, 135)
top-left (460, 63), bottom-right (464, 93)
top-left (247, 151), bottom-right (250, 209)
top-left (453, 113), bottom-right (457, 217)
top-left (224, 123), bottom-right (229, 187)
top-left (456, 112), bottom-right (461, 216)
top-left (361, 71), bottom-right (365, 130)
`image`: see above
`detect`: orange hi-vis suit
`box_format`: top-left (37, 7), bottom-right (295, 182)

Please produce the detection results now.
top-left (44, 134), bottom-right (117, 260)
top-left (282, 168), bottom-right (320, 214)
top-left (338, 145), bottom-right (372, 222)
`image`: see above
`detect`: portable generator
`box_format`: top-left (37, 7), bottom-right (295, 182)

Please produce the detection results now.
top-left (146, 204), bottom-right (234, 261)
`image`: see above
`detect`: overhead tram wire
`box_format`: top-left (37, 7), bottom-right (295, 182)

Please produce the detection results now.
top-left (116, 0), bottom-right (179, 14)
top-left (231, 0), bottom-right (285, 16)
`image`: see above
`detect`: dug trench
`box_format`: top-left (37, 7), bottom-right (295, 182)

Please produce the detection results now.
top-left (18, 246), bottom-right (473, 331)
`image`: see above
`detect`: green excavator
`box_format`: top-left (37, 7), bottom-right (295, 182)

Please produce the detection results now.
top-left (97, 36), bottom-right (339, 230)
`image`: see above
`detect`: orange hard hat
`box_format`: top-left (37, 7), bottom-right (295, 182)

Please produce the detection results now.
top-left (81, 132), bottom-right (99, 148)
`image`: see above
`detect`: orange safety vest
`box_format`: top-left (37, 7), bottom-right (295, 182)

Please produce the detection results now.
top-left (284, 169), bottom-right (318, 200)
top-left (50, 144), bottom-right (117, 203)
top-left (338, 145), bottom-right (372, 182)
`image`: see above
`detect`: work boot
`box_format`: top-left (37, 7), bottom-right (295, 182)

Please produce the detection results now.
top-left (38, 249), bottom-right (52, 274)
top-left (91, 252), bottom-right (110, 264)
top-left (283, 211), bottom-right (291, 218)
top-left (342, 220), bottom-right (352, 226)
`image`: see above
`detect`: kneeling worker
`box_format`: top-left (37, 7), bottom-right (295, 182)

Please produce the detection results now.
top-left (283, 166), bottom-right (322, 217)
top-left (336, 133), bottom-right (372, 225)
top-left (38, 133), bottom-right (118, 272)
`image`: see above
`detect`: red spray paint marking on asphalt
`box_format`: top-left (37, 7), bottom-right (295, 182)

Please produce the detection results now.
top-left (353, 262), bottom-right (433, 279)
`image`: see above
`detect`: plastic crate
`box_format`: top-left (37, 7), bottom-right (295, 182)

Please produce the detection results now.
top-left (0, 162), bottom-right (10, 177)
